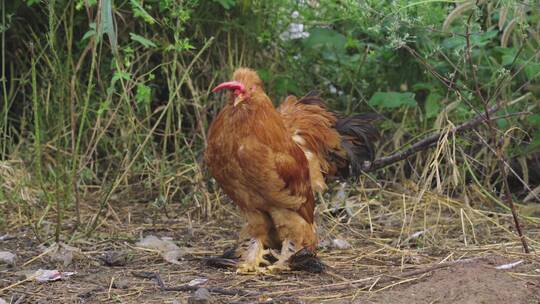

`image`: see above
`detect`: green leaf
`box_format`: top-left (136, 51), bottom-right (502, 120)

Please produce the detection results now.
top-left (412, 82), bottom-right (434, 91)
top-left (527, 131), bottom-right (540, 152)
top-left (25, 0), bottom-right (40, 6)
top-left (275, 76), bottom-right (300, 96)
top-left (130, 0), bottom-right (156, 24)
top-left (470, 30), bottom-right (498, 47)
top-left (496, 47), bottom-right (518, 66)
top-left (112, 70), bottom-right (131, 82)
top-left (82, 23), bottom-right (97, 41)
top-left (256, 69), bottom-right (270, 83)
top-left (524, 63), bottom-right (540, 80)
top-left (76, 0), bottom-right (97, 10)
top-left (442, 36), bottom-right (466, 49)
top-left (97, 100), bottom-right (111, 116)
top-left (136, 84), bottom-right (152, 105)
top-left (496, 118), bottom-right (509, 129)
top-left (213, 0), bottom-right (236, 9)
top-left (129, 33), bottom-right (157, 48)
top-left (527, 114), bottom-right (540, 127)
top-left (303, 28), bottom-right (346, 53)
top-left (369, 92), bottom-right (417, 109)
top-left (99, 0), bottom-right (117, 52)
top-left (425, 93), bottom-right (442, 119)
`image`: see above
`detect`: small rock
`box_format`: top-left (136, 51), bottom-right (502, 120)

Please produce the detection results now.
top-left (188, 288), bottom-right (212, 304)
top-left (0, 234), bottom-right (15, 241)
top-left (0, 297), bottom-right (7, 304)
top-left (113, 278), bottom-right (129, 289)
top-left (44, 242), bottom-right (81, 267)
top-left (100, 251), bottom-right (130, 267)
top-left (0, 251), bottom-right (17, 265)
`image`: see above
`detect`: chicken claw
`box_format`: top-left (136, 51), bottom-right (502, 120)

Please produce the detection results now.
top-left (266, 239), bottom-right (296, 273)
top-left (236, 239), bottom-right (271, 274)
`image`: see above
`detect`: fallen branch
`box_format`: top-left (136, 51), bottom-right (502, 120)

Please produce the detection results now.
top-left (362, 93), bottom-right (531, 173)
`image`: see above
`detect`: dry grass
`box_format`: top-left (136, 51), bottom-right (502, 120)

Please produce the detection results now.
top-left (1, 161), bottom-right (539, 303)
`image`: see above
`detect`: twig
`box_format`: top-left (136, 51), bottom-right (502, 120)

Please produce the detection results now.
top-left (463, 3), bottom-right (529, 254)
top-left (0, 277), bottom-right (33, 294)
top-left (500, 152), bottom-right (530, 253)
top-left (131, 271), bottom-right (256, 297)
top-left (362, 101), bottom-right (500, 172)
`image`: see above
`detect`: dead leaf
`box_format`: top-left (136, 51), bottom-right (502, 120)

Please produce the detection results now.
top-left (0, 251), bottom-right (17, 265)
top-left (136, 235), bottom-right (184, 264)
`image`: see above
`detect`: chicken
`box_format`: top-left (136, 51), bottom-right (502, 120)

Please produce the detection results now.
top-left (205, 68), bottom-right (378, 273)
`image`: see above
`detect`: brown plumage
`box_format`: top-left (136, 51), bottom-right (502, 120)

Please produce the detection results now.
top-left (205, 68), bottom-right (378, 272)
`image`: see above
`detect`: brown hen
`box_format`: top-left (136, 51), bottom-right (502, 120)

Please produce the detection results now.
top-left (205, 68), bottom-right (378, 272)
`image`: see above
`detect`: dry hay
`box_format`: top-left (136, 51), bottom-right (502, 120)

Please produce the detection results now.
top-left (0, 177), bottom-right (539, 303)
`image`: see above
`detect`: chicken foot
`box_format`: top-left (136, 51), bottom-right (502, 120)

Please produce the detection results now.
top-left (267, 239), bottom-right (297, 272)
top-left (236, 238), bottom-right (272, 274)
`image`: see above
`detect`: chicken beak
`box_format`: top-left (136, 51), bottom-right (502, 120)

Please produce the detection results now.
top-left (233, 94), bottom-right (245, 107)
top-left (212, 80), bottom-right (247, 107)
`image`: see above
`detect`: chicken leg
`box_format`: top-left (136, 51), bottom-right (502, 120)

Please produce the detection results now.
top-left (267, 239), bottom-right (297, 272)
top-left (236, 238), bottom-right (272, 273)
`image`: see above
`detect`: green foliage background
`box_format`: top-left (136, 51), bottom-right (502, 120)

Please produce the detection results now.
top-left (0, 0), bottom-right (539, 233)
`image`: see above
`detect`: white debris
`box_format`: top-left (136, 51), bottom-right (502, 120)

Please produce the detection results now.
top-left (44, 242), bottom-right (81, 266)
top-left (335, 182), bottom-right (347, 202)
top-left (136, 235), bottom-right (184, 264)
top-left (495, 260), bottom-right (524, 270)
top-left (188, 278), bottom-right (208, 287)
top-left (331, 238), bottom-right (352, 250)
top-left (291, 10), bottom-right (300, 18)
top-left (162, 250), bottom-right (183, 265)
top-left (0, 297), bottom-right (7, 304)
top-left (27, 269), bottom-right (76, 283)
top-left (329, 84), bottom-right (337, 94)
top-left (320, 238), bottom-right (352, 250)
top-left (0, 234), bottom-right (14, 241)
top-left (0, 251), bottom-right (17, 265)
top-left (410, 230), bottom-right (426, 239)
top-left (137, 235), bottom-right (178, 252)
top-left (280, 23), bottom-right (310, 41)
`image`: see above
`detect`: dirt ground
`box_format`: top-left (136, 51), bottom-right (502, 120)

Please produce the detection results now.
top-left (1, 200), bottom-right (540, 303)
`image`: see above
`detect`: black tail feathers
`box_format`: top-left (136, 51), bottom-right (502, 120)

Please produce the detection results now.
top-left (335, 113), bottom-right (380, 177)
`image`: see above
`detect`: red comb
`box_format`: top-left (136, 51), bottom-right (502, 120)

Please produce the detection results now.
top-left (212, 81), bottom-right (246, 93)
